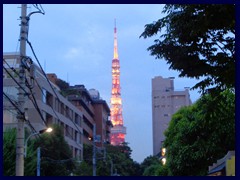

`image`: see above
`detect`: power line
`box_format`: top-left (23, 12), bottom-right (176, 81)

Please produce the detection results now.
top-left (30, 75), bottom-right (83, 150)
top-left (3, 91), bottom-right (39, 136)
top-left (27, 40), bottom-right (60, 101)
top-left (3, 65), bottom-right (29, 96)
top-left (26, 40), bottom-right (84, 151)
top-left (4, 58), bottom-right (48, 127)
top-left (24, 77), bottom-right (48, 126)
top-left (3, 92), bottom-right (23, 115)
top-left (5, 48), bottom-right (83, 155)
top-left (4, 109), bottom-right (18, 116)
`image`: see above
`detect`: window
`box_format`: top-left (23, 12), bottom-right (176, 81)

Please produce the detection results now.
top-left (46, 91), bottom-right (53, 107)
top-left (74, 148), bottom-right (79, 158)
top-left (75, 113), bottom-right (79, 125)
top-left (42, 88), bottom-right (47, 103)
top-left (61, 103), bottom-right (64, 115)
top-left (45, 113), bottom-right (53, 126)
top-left (3, 86), bottom-right (18, 101)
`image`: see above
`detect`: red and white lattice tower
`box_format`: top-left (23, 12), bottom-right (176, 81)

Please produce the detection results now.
top-left (110, 19), bottom-right (126, 145)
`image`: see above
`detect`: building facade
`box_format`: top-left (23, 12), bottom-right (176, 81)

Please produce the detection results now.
top-left (3, 53), bottom-right (83, 160)
top-left (66, 86), bottom-right (112, 148)
top-left (66, 85), bottom-right (95, 146)
top-left (89, 89), bottom-right (112, 147)
top-left (152, 76), bottom-right (192, 155)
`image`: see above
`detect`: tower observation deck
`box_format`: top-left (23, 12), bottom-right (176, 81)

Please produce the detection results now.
top-left (110, 20), bottom-right (126, 146)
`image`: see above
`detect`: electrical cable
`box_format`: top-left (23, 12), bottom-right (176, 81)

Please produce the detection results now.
top-left (31, 77), bottom-right (83, 150)
top-left (3, 92), bottom-right (23, 115)
top-left (25, 41), bottom-right (84, 151)
top-left (3, 58), bottom-right (48, 127)
top-left (3, 65), bottom-right (29, 95)
top-left (24, 78), bottom-right (48, 126)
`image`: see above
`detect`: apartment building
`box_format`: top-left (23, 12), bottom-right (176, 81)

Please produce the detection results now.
top-left (89, 89), bottom-right (112, 147)
top-left (3, 53), bottom-right (83, 160)
top-left (66, 86), bottom-right (112, 148)
top-left (152, 76), bottom-right (192, 155)
top-left (66, 85), bottom-right (96, 145)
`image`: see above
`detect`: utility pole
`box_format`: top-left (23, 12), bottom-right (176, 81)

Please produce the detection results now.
top-left (37, 147), bottom-right (41, 176)
top-left (92, 124), bottom-right (96, 176)
top-left (110, 160), bottom-right (113, 176)
top-left (16, 4), bottom-right (28, 176)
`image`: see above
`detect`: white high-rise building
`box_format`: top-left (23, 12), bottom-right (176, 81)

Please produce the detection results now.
top-left (152, 76), bottom-right (192, 155)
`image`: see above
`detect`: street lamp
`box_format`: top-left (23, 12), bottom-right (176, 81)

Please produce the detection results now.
top-left (161, 147), bottom-right (167, 165)
top-left (24, 127), bottom-right (52, 157)
top-left (161, 157), bottom-right (166, 165)
top-left (24, 127), bottom-right (52, 176)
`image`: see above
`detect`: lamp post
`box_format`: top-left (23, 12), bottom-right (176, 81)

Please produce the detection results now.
top-left (37, 147), bottom-right (41, 176)
top-left (24, 127), bottom-right (52, 157)
top-left (24, 127), bottom-right (52, 176)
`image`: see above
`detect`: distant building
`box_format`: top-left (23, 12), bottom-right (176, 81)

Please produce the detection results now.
top-left (3, 52), bottom-right (112, 162)
top-left (66, 86), bottom-right (112, 148)
top-left (66, 85), bottom-right (95, 146)
top-left (89, 89), bottom-right (112, 147)
top-left (152, 76), bottom-right (192, 155)
top-left (3, 53), bottom-right (83, 160)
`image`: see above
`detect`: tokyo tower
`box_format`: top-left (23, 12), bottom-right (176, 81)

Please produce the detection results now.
top-left (110, 20), bottom-right (126, 146)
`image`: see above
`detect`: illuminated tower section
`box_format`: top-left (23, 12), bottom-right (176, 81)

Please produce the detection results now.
top-left (110, 20), bottom-right (126, 146)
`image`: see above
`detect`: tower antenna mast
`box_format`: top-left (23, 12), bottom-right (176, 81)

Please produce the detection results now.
top-left (110, 19), bottom-right (126, 145)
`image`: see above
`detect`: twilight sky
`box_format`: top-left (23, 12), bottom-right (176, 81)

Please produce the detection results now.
top-left (3, 4), bottom-right (201, 163)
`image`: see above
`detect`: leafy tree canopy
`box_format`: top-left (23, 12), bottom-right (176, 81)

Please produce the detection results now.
top-left (3, 128), bottom-right (37, 176)
top-left (164, 89), bottom-right (235, 175)
top-left (34, 124), bottom-right (75, 176)
top-left (74, 142), bottom-right (141, 176)
top-left (140, 4), bottom-right (235, 93)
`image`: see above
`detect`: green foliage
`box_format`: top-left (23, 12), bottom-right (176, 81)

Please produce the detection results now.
top-left (156, 164), bottom-right (169, 176)
top-left (3, 128), bottom-right (17, 176)
top-left (143, 164), bottom-right (161, 176)
top-left (77, 142), bottom-right (141, 176)
top-left (55, 78), bottom-right (69, 91)
top-left (140, 155), bottom-right (168, 176)
top-left (140, 155), bottom-right (159, 170)
top-left (74, 161), bottom-right (92, 176)
top-left (3, 128), bottom-right (37, 176)
top-left (164, 89), bottom-right (235, 175)
top-left (34, 124), bottom-right (75, 176)
top-left (140, 4), bottom-right (235, 93)
top-left (104, 143), bottom-right (138, 176)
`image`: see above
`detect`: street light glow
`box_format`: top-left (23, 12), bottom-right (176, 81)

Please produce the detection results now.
top-left (162, 157), bottom-right (166, 165)
top-left (162, 148), bottom-right (166, 156)
top-left (46, 127), bottom-right (53, 133)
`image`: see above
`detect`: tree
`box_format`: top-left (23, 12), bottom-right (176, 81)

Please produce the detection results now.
top-left (140, 155), bottom-right (168, 176)
top-left (164, 89), bottom-right (235, 175)
top-left (55, 78), bottom-right (69, 91)
top-left (140, 4), bottom-right (235, 93)
top-left (34, 124), bottom-right (75, 176)
top-left (3, 128), bottom-right (37, 176)
top-left (140, 155), bottom-right (159, 172)
top-left (74, 142), bottom-right (141, 176)
top-left (3, 128), bottom-right (17, 176)
top-left (143, 164), bottom-right (161, 176)
top-left (73, 161), bottom-right (92, 176)
top-left (104, 143), bottom-right (140, 176)
top-left (156, 164), bottom-right (169, 176)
